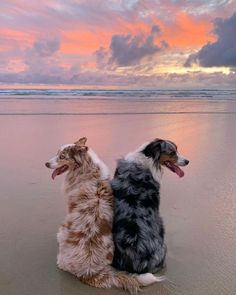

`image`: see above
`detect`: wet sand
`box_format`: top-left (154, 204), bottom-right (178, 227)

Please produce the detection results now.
top-left (1, 98), bottom-right (236, 295)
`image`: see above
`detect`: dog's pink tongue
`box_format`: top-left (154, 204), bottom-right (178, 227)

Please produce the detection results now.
top-left (51, 165), bottom-right (68, 180)
top-left (52, 169), bottom-right (60, 180)
top-left (173, 164), bottom-right (184, 178)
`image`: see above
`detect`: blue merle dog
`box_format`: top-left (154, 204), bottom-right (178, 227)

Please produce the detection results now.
top-left (111, 138), bottom-right (189, 274)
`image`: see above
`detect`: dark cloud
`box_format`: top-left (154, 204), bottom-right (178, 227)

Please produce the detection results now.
top-left (108, 25), bottom-right (168, 66)
top-left (185, 12), bottom-right (236, 67)
top-left (0, 37), bottom-right (71, 84)
top-left (151, 25), bottom-right (161, 35)
top-left (32, 38), bottom-right (60, 57)
top-left (95, 47), bottom-right (109, 69)
top-left (21, 37), bottom-right (67, 81)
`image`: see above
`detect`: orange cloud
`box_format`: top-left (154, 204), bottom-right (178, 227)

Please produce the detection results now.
top-left (61, 33), bottom-right (98, 54)
top-left (0, 28), bottom-right (34, 45)
top-left (161, 12), bottom-right (215, 48)
top-left (60, 18), bottom-right (153, 55)
top-left (61, 28), bottom-right (114, 54)
top-left (118, 19), bottom-right (151, 35)
top-left (0, 27), bottom-right (35, 63)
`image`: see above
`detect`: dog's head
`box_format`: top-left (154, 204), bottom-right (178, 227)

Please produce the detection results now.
top-left (45, 137), bottom-right (89, 179)
top-left (142, 138), bottom-right (189, 177)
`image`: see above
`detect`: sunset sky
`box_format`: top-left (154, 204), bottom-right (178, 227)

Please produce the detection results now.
top-left (1, 0), bottom-right (236, 88)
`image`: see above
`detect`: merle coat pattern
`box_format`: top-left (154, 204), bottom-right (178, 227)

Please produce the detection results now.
top-left (111, 139), bottom-right (189, 274)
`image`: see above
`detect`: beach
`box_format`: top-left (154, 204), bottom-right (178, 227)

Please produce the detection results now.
top-left (1, 94), bottom-right (236, 295)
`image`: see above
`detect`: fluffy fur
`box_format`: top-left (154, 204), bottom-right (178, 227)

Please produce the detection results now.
top-left (45, 137), bottom-right (163, 293)
top-left (112, 138), bottom-right (189, 274)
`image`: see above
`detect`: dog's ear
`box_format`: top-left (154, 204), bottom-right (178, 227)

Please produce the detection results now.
top-left (74, 137), bottom-right (87, 146)
top-left (142, 139), bottom-right (163, 160)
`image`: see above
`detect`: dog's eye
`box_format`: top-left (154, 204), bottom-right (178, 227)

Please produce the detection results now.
top-left (169, 151), bottom-right (176, 156)
top-left (59, 154), bottom-right (65, 159)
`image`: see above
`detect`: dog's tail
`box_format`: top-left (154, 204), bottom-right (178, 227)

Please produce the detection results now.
top-left (80, 265), bottom-right (165, 294)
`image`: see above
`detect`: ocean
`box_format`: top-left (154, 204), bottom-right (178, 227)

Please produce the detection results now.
top-left (1, 89), bottom-right (236, 115)
top-left (1, 88), bottom-right (236, 99)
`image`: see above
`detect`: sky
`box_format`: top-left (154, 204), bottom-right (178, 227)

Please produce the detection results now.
top-left (0, 0), bottom-right (236, 88)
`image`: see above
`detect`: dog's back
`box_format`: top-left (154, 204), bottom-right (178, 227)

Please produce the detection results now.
top-left (46, 138), bottom-right (163, 292)
top-left (112, 159), bottom-right (166, 274)
top-left (57, 173), bottom-right (115, 276)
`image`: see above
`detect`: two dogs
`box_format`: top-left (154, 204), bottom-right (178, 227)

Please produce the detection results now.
top-left (45, 137), bottom-right (162, 293)
top-left (46, 137), bottom-right (188, 292)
